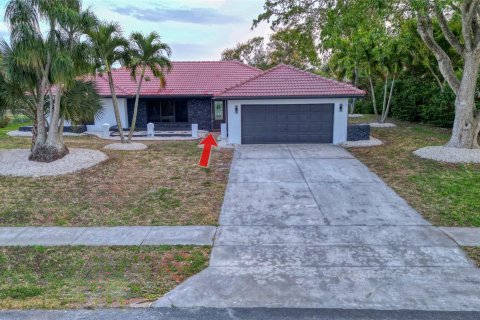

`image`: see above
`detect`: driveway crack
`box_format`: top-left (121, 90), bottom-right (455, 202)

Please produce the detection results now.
top-left (287, 146), bottom-right (330, 225)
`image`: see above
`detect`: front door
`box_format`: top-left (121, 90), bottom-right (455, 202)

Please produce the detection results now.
top-left (212, 100), bottom-right (226, 131)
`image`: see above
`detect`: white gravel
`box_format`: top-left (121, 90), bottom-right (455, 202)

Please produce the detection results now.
top-left (348, 114), bottom-right (364, 118)
top-left (369, 122), bottom-right (397, 128)
top-left (103, 142), bottom-right (148, 151)
top-left (0, 148), bottom-right (108, 177)
top-left (7, 130), bottom-right (85, 137)
top-left (414, 146), bottom-right (480, 163)
top-left (342, 137), bottom-right (383, 148)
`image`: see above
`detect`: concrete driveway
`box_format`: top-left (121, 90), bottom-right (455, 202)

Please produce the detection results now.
top-left (154, 144), bottom-right (480, 311)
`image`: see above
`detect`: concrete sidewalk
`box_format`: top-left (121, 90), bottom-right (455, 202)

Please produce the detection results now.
top-left (0, 226), bottom-right (216, 246)
top-left (153, 144), bottom-right (480, 311)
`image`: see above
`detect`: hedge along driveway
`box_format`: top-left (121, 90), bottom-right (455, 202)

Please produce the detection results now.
top-left (348, 117), bottom-right (480, 227)
top-left (0, 136), bottom-right (233, 227)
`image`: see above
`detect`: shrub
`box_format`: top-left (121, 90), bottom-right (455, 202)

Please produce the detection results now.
top-left (356, 76), bottom-right (458, 128)
top-left (0, 116), bottom-right (11, 128)
top-left (419, 88), bottom-right (456, 127)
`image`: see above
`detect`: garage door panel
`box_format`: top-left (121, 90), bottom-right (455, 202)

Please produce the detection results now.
top-left (241, 104), bottom-right (334, 144)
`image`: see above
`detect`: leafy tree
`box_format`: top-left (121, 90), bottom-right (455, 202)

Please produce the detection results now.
top-left (222, 27), bottom-right (319, 70)
top-left (87, 22), bottom-right (129, 143)
top-left (221, 37), bottom-right (270, 70)
top-left (126, 32), bottom-right (171, 142)
top-left (413, 0), bottom-right (480, 148)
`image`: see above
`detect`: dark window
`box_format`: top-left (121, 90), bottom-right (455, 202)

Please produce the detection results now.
top-left (147, 99), bottom-right (188, 123)
top-left (175, 100), bottom-right (188, 122)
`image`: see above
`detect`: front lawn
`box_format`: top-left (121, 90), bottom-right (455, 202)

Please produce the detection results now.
top-left (348, 116), bottom-right (480, 227)
top-left (0, 135), bottom-right (232, 226)
top-left (0, 246), bottom-right (210, 309)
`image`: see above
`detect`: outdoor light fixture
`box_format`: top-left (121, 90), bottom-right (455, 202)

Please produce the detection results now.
top-left (235, 105), bottom-right (239, 114)
top-left (339, 104), bottom-right (343, 112)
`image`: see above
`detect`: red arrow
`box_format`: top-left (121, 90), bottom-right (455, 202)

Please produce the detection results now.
top-left (198, 133), bottom-right (218, 168)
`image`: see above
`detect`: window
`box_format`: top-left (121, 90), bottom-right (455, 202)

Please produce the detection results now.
top-left (214, 101), bottom-right (224, 120)
top-left (146, 99), bottom-right (188, 123)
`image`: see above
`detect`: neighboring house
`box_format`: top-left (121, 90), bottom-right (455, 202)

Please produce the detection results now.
top-left (91, 61), bottom-right (365, 144)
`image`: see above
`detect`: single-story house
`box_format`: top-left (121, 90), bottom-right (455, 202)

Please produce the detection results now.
top-left (90, 61), bottom-right (365, 144)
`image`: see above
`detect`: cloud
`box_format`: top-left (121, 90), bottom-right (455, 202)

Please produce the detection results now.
top-left (169, 43), bottom-right (216, 60)
top-left (112, 5), bottom-right (243, 25)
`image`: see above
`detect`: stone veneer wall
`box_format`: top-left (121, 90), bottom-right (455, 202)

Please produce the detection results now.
top-left (347, 124), bottom-right (371, 141)
top-left (187, 98), bottom-right (212, 131)
top-left (127, 99), bottom-right (147, 129)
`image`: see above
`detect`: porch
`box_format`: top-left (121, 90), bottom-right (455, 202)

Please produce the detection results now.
top-left (126, 97), bottom-right (225, 132)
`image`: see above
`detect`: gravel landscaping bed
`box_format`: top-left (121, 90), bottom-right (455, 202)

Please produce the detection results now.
top-left (414, 146), bottom-right (480, 163)
top-left (7, 130), bottom-right (85, 137)
top-left (103, 142), bottom-right (148, 151)
top-left (369, 122), bottom-right (397, 128)
top-left (0, 148), bottom-right (107, 177)
top-left (342, 137), bottom-right (383, 148)
top-left (348, 114), bottom-right (364, 118)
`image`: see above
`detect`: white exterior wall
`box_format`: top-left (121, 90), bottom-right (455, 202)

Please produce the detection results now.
top-left (227, 98), bottom-right (349, 145)
top-left (87, 98), bottom-right (128, 131)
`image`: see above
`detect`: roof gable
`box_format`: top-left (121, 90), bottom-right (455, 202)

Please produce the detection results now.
top-left (215, 64), bottom-right (366, 98)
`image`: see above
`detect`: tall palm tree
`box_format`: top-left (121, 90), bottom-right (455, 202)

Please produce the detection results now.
top-left (87, 22), bottom-right (129, 143)
top-left (127, 32), bottom-right (171, 142)
top-left (4, 0), bottom-right (97, 162)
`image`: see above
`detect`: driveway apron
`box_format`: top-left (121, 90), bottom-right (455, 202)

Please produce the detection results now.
top-left (154, 144), bottom-right (480, 311)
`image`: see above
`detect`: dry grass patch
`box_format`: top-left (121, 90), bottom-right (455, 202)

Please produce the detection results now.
top-left (348, 117), bottom-right (480, 227)
top-left (464, 247), bottom-right (480, 267)
top-left (0, 136), bottom-right (232, 226)
top-left (0, 246), bottom-right (210, 309)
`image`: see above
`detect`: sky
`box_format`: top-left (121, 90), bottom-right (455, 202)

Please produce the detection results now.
top-left (0, 0), bottom-right (271, 61)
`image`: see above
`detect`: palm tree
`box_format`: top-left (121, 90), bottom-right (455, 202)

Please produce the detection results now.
top-left (87, 22), bottom-right (129, 143)
top-left (127, 32), bottom-right (171, 142)
top-left (4, 0), bottom-right (97, 162)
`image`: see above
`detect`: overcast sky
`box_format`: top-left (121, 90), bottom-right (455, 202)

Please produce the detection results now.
top-left (0, 0), bottom-right (271, 60)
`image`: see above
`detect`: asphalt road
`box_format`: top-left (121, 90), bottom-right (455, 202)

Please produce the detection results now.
top-left (1, 308), bottom-right (480, 320)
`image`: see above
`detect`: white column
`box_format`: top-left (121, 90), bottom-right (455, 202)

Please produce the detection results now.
top-left (102, 123), bottom-right (110, 138)
top-left (147, 122), bottom-right (155, 137)
top-left (220, 123), bottom-right (227, 141)
top-left (191, 124), bottom-right (198, 138)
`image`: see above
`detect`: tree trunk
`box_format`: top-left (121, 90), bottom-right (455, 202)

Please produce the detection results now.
top-left (107, 70), bottom-right (127, 143)
top-left (381, 74), bottom-right (396, 123)
top-left (447, 54), bottom-right (480, 148)
top-left (380, 71), bottom-right (389, 123)
top-left (29, 59), bottom-right (52, 162)
top-left (368, 73), bottom-right (378, 116)
top-left (31, 117), bottom-right (38, 151)
top-left (128, 65), bottom-right (146, 142)
top-left (30, 86), bottom-right (69, 162)
top-left (350, 66), bottom-right (358, 114)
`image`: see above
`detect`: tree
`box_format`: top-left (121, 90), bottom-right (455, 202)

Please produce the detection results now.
top-left (4, 0), bottom-right (95, 162)
top-left (126, 32), bottom-right (171, 142)
top-left (413, 0), bottom-right (480, 148)
top-left (87, 22), bottom-right (129, 143)
top-left (221, 28), bottom-right (320, 70)
top-left (221, 37), bottom-right (271, 70)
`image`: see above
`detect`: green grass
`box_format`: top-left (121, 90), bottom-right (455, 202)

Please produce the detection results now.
top-left (0, 137), bottom-right (232, 227)
top-left (0, 246), bottom-right (210, 309)
top-left (0, 117), bottom-right (31, 149)
top-left (348, 116), bottom-right (480, 227)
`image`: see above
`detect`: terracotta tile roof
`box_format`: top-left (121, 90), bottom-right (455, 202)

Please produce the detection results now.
top-left (216, 64), bottom-right (366, 98)
top-left (94, 61), bottom-right (262, 97)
